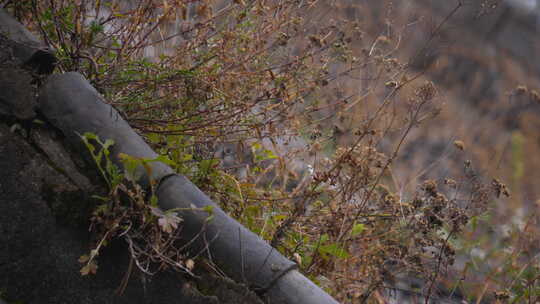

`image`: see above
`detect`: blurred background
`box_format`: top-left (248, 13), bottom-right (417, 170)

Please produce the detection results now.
top-left (330, 0), bottom-right (540, 302)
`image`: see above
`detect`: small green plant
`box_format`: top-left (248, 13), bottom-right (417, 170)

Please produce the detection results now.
top-left (78, 132), bottom-right (212, 282)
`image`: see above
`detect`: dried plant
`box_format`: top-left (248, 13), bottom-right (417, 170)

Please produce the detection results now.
top-left (5, 0), bottom-right (532, 303)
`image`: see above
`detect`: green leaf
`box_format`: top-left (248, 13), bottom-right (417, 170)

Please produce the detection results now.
top-left (153, 155), bottom-right (176, 166)
top-left (91, 195), bottom-right (110, 201)
top-left (182, 154), bottom-right (193, 162)
top-left (146, 133), bottom-right (160, 143)
top-left (318, 243), bottom-right (350, 259)
top-left (351, 223), bottom-right (365, 236)
top-left (320, 233), bottom-right (329, 243)
top-left (202, 205), bottom-right (214, 214)
top-left (149, 195), bottom-right (159, 207)
top-left (89, 20), bottom-right (104, 34)
top-left (272, 214), bottom-right (287, 222)
top-left (83, 132), bottom-right (98, 140)
top-left (119, 153), bottom-right (140, 182)
top-left (263, 149), bottom-right (278, 159)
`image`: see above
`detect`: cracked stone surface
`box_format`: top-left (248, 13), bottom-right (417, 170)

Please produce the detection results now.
top-left (0, 37), bottom-right (37, 119)
top-left (0, 123), bottom-right (207, 304)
